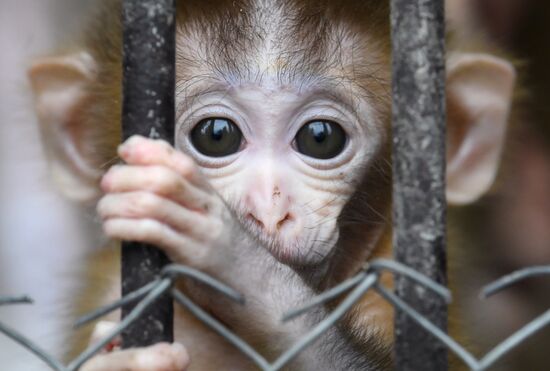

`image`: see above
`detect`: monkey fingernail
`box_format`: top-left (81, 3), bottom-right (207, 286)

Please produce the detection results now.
top-left (117, 144), bottom-right (130, 158)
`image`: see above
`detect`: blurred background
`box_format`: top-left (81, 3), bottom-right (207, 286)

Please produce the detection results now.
top-left (0, 1), bottom-right (95, 370)
top-left (0, 0), bottom-right (548, 370)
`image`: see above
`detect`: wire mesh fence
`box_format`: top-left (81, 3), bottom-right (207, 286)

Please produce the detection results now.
top-left (1, 260), bottom-right (549, 371)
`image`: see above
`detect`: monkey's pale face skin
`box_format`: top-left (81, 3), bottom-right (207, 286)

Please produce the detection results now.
top-left (175, 81), bottom-right (382, 265)
top-left (99, 78), bottom-right (382, 268)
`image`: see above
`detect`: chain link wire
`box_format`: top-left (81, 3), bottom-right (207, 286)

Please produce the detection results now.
top-left (1, 259), bottom-right (548, 370)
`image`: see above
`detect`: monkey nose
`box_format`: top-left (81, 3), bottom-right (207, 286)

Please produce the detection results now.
top-left (246, 189), bottom-right (294, 235)
top-left (247, 211), bottom-right (293, 235)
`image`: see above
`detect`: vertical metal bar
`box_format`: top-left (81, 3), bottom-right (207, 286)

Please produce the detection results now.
top-left (121, 0), bottom-right (175, 347)
top-left (391, 0), bottom-right (447, 370)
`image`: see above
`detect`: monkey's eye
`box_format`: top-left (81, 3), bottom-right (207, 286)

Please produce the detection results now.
top-left (190, 118), bottom-right (243, 157)
top-left (295, 120), bottom-right (347, 159)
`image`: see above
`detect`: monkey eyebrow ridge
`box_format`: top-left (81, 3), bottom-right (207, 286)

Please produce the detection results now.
top-left (175, 72), bottom-right (370, 122)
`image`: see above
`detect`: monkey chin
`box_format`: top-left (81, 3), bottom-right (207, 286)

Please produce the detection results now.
top-left (233, 205), bottom-right (338, 267)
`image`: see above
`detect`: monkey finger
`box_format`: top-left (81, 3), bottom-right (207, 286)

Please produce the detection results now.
top-left (103, 218), bottom-right (204, 264)
top-left (118, 135), bottom-right (208, 188)
top-left (90, 321), bottom-right (121, 352)
top-left (98, 192), bottom-right (212, 239)
top-left (80, 342), bottom-right (189, 371)
top-left (101, 165), bottom-right (210, 212)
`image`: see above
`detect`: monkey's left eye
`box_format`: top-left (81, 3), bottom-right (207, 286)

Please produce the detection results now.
top-left (295, 120), bottom-right (347, 159)
top-left (190, 118), bottom-right (243, 157)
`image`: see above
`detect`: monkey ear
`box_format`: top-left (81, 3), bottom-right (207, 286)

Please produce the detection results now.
top-left (28, 51), bottom-right (102, 203)
top-left (445, 53), bottom-right (516, 205)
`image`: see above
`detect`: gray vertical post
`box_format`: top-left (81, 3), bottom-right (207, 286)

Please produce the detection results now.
top-left (121, 0), bottom-right (175, 347)
top-left (391, 0), bottom-right (447, 370)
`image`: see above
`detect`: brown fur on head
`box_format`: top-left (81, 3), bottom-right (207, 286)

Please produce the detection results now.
top-left (73, 0), bottom-right (391, 174)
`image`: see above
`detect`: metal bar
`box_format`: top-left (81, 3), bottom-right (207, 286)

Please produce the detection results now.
top-left (391, 0), bottom-right (448, 369)
top-left (376, 286), bottom-right (478, 370)
top-left (282, 272), bottom-right (368, 321)
top-left (0, 296), bottom-right (33, 306)
top-left (75, 280), bottom-right (161, 328)
top-left (272, 274), bottom-right (379, 371)
top-left (70, 279), bottom-right (173, 371)
top-left (121, 0), bottom-right (176, 348)
top-left (480, 266), bottom-right (550, 298)
top-left (370, 259), bottom-right (451, 302)
top-left (478, 309), bottom-right (550, 370)
top-left (171, 289), bottom-right (272, 371)
top-left (0, 322), bottom-right (67, 371)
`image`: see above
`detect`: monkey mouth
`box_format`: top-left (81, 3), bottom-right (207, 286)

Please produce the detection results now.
top-left (240, 218), bottom-right (334, 266)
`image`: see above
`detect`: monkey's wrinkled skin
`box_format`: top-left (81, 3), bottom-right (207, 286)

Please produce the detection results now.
top-left (29, 0), bottom-right (516, 369)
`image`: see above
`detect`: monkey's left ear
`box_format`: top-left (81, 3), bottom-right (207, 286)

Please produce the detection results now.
top-left (445, 53), bottom-right (516, 205)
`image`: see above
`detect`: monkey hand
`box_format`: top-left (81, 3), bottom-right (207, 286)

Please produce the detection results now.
top-left (80, 345), bottom-right (188, 371)
top-left (79, 321), bottom-right (189, 371)
top-left (98, 135), bottom-right (238, 271)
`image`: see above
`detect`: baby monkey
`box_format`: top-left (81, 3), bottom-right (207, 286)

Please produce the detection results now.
top-left (29, 0), bottom-right (515, 370)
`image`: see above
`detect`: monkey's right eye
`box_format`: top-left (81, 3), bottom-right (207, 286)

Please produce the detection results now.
top-left (190, 118), bottom-right (243, 157)
top-left (294, 120), bottom-right (347, 160)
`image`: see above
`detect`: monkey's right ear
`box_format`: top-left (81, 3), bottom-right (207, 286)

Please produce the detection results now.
top-left (28, 51), bottom-right (102, 203)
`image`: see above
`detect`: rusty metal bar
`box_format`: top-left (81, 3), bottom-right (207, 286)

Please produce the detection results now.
top-left (120, 0), bottom-right (176, 348)
top-left (391, 0), bottom-right (448, 369)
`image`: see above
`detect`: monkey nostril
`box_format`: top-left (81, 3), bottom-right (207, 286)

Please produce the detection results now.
top-left (276, 213), bottom-right (292, 230)
top-left (247, 213), bottom-right (264, 229)
top-left (247, 212), bottom-right (294, 233)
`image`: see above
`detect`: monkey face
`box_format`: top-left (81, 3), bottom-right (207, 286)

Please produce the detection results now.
top-left (175, 81), bottom-right (384, 266)
top-left (167, 4), bottom-right (391, 266)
